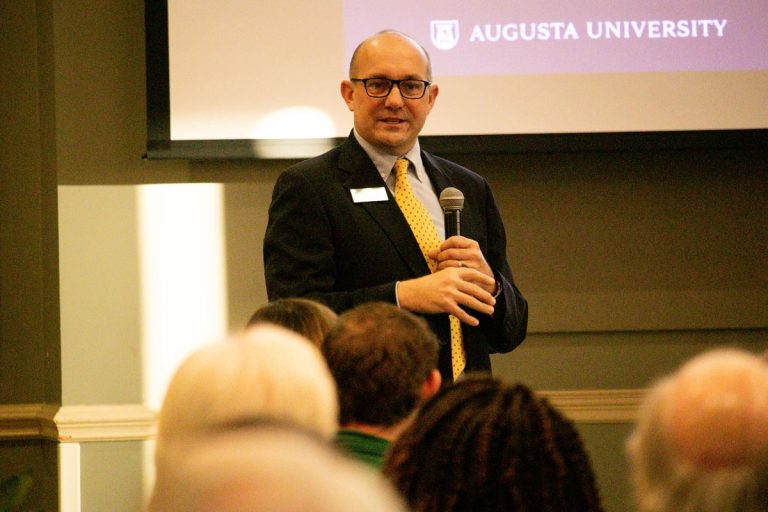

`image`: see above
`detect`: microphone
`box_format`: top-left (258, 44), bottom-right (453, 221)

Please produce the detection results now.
top-left (439, 187), bottom-right (464, 238)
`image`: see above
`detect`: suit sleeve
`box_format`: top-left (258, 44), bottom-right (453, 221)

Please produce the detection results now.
top-left (477, 178), bottom-right (528, 353)
top-left (263, 169), bottom-right (397, 312)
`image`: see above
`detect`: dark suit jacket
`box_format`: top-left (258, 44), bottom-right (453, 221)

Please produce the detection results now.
top-left (264, 134), bottom-right (528, 379)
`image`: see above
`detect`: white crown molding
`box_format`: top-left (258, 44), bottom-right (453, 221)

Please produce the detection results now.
top-left (0, 403), bottom-right (59, 440)
top-left (0, 403), bottom-right (157, 442)
top-left (54, 404), bottom-right (158, 442)
top-left (541, 388), bottom-right (644, 423)
top-left (0, 389), bottom-right (642, 443)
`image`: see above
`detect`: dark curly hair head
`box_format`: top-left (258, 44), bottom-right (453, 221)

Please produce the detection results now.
top-left (382, 377), bottom-right (604, 512)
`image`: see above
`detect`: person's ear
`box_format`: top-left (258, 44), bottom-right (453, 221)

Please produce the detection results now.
top-left (426, 82), bottom-right (439, 111)
top-left (340, 80), bottom-right (355, 111)
top-left (420, 369), bottom-right (442, 402)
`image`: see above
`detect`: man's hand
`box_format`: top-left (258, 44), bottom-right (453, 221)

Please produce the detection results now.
top-left (429, 236), bottom-right (496, 294)
top-left (397, 267), bottom-right (496, 326)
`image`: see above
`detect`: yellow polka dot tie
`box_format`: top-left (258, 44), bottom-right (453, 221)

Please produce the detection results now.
top-left (393, 158), bottom-right (466, 380)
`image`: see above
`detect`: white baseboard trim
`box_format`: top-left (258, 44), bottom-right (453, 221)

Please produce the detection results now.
top-left (0, 389), bottom-right (643, 443)
top-left (0, 403), bottom-right (157, 442)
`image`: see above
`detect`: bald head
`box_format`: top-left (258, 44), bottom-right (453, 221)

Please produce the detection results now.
top-left (659, 349), bottom-right (768, 467)
top-left (627, 348), bottom-right (768, 512)
top-left (349, 30), bottom-right (433, 81)
top-left (341, 30), bottom-right (438, 155)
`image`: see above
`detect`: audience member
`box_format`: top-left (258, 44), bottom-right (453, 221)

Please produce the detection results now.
top-left (383, 376), bottom-right (604, 512)
top-left (154, 324), bottom-right (338, 474)
top-left (148, 421), bottom-right (409, 512)
top-left (626, 348), bottom-right (768, 512)
top-left (246, 297), bottom-right (337, 347)
top-left (322, 302), bottom-right (441, 468)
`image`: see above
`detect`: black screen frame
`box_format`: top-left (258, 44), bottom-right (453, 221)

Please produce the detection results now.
top-left (144, 0), bottom-right (768, 160)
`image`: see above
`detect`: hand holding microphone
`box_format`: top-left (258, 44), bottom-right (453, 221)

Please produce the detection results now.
top-left (401, 186), bottom-right (498, 318)
top-left (434, 187), bottom-right (496, 293)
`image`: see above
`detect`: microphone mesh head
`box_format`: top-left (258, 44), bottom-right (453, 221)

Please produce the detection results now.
top-left (439, 187), bottom-right (464, 210)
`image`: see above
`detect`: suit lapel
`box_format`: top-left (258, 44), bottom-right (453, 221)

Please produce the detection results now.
top-left (338, 136), bottom-right (431, 277)
top-left (421, 150), bottom-right (452, 196)
top-left (422, 150), bottom-right (481, 243)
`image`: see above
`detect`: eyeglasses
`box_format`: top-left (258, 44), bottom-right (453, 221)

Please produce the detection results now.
top-left (350, 78), bottom-right (431, 99)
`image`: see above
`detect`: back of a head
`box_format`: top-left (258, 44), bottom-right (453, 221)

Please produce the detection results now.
top-left (149, 423), bottom-right (409, 512)
top-left (155, 324), bottom-right (338, 469)
top-left (322, 302), bottom-right (439, 427)
top-left (246, 297), bottom-right (337, 347)
top-left (627, 348), bottom-right (768, 512)
top-left (383, 377), bottom-right (604, 512)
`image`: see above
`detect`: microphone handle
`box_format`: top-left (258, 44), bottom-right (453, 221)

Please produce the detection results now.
top-left (444, 209), bottom-right (461, 238)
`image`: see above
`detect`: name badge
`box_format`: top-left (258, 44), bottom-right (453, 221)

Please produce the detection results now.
top-left (350, 187), bottom-right (388, 203)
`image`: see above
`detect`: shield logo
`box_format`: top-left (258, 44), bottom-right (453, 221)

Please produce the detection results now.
top-left (430, 20), bottom-right (460, 50)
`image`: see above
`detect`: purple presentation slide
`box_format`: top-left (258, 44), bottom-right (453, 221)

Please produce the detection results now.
top-left (343, 1), bottom-right (768, 75)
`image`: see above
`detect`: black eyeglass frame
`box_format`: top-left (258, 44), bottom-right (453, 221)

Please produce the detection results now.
top-left (349, 77), bottom-right (432, 99)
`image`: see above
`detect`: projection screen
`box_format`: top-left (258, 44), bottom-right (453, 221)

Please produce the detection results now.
top-left (145, 0), bottom-right (768, 159)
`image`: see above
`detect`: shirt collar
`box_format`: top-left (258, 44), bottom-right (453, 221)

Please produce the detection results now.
top-left (353, 130), bottom-right (426, 184)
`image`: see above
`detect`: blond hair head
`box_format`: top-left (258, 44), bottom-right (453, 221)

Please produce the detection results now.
top-left (155, 324), bottom-right (338, 470)
top-left (149, 423), bottom-right (408, 512)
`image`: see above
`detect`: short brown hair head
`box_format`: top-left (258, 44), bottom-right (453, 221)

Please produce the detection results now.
top-left (247, 298), bottom-right (337, 347)
top-left (322, 302), bottom-right (439, 427)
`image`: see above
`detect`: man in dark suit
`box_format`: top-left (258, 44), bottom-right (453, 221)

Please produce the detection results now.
top-left (264, 30), bottom-right (527, 381)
